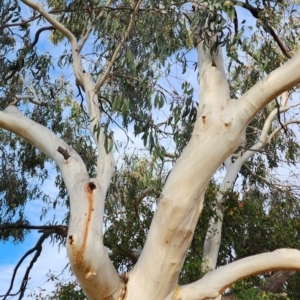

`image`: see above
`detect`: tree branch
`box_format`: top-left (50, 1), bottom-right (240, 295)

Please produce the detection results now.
top-left (20, 0), bottom-right (76, 43)
top-left (0, 107), bottom-right (120, 299)
top-left (200, 96), bottom-right (300, 274)
top-left (136, 187), bottom-right (160, 203)
top-left (242, 105), bottom-right (290, 161)
top-left (82, 0), bottom-right (142, 187)
top-left (0, 106), bottom-right (90, 192)
top-left (235, 1), bottom-right (291, 59)
top-left (177, 249), bottom-right (300, 300)
top-left (243, 164), bottom-right (290, 192)
top-left (8, 76), bottom-right (48, 106)
top-left (0, 224), bottom-right (68, 237)
top-left (1, 233), bottom-right (50, 300)
top-left (264, 24), bottom-right (292, 59)
top-left (20, 0), bottom-right (83, 88)
top-left (0, 14), bottom-right (41, 30)
top-left (238, 49), bottom-right (300, 123)
top-left (16, 4), bottom-right (121, 297)
top-left (94, 0), bottom-right (142, 92)
top-left (268, 120), bottom-right (300, 141)
top-left (78, 0), bottom-right (113, 51)
top-left (262, 270), bottom-right (296, 293)
top-left (201, 157), bottom-right (242, 272)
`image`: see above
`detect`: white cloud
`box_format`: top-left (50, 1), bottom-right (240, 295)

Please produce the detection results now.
top-left (0, 238), bottom-right (70, 299)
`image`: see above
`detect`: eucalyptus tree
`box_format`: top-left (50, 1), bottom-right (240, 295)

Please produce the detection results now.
top-left (1, 0), bottom-right (300, 300)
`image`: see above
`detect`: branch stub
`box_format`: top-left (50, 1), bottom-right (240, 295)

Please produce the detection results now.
top-left (57, 146), bottom-right (71, 160)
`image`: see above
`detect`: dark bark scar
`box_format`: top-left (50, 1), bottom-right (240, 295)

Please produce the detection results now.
top-left (88, 182), bottom-right (96, 190)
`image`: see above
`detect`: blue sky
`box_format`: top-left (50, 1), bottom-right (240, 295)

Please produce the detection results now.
top-left (0, 237), bottom-right (70, 298)
top-left (0, 167), bottom-right (71, 298)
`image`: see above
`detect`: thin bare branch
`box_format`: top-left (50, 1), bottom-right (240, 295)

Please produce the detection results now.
top-left (136, 187), bottom-right (160, 203)
top-left (235, 1), bottom-right (291, 59)
top-left (243, 164), bottom-right (291, 191)
top-left (94, 0), bottom-right (143, 92)
top-left (78, 0), bottom-right (113, 51)
top-left (13, 75), bottom-right (48, 106)
top-left (1, 233), bottom-right (50, 300)
top-left (0, 14), bottom-right (41, 30)
top-left (240, 99), bottom-right (300, 163)
top-left (269, 120), bottom-right (300, 141)
top-left (21, 0), bottom-right (76, 44)
top-left (0, 224), bottom-right (67, 236)
top-left (14, 95), bottom-right (47, 106)
top-left (165, 152), bottom-right (176, 158)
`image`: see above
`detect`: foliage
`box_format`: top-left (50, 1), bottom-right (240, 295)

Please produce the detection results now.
top-left (230, 280), bottom-right (289, 300)
top-left (104, 154), bottom-right (165, 272)
top-left (28, 275), bottom-right (87, 300)
top-left (1, 0), bottom-right (300, 299)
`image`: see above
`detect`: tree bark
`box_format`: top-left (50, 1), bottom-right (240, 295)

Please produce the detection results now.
top-left (2, 2), bottom-right (300, 300)
top-left (262, 270), bottom-right (296, 293)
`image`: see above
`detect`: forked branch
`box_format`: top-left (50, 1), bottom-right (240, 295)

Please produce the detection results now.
top-left (20, 0), bottom-right (75, 43)
top-left (236, 1), bottom-right (291, 59)
top-left (0, 233), bottom-right (50, 300)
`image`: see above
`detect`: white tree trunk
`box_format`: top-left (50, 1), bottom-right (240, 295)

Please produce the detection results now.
top-left (2, 1), bottom-right (300, 299)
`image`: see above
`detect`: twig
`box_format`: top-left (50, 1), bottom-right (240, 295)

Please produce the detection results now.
top-left (78, 0), bottom-right (113, 51)
top-left (235, 1), bottom-right (291, 59)
top-left (268, 120), bottom-right (300, 141)
top-left (0, 224), bottom-right (67, 236)
top-left (244, 163), bottom-right (291, 192)
top-left (17, 75), bottom-right (48, 106)
top-left (4, 26), bottom-right (54, 82)
top-left (1, 233), bottom-right (50, 300)
top-left (136, 187), bottom-right (160, 203)
top-left (95, 0), bottom-right (143, 91)
top-left (98, 95), bottom-right (133, 144)
top-left (0, 14), bottom-right (41, 30)
top-left (21, 0), bottom-right (75, 43)
top-left (275, 98), bottom-right (287, 134)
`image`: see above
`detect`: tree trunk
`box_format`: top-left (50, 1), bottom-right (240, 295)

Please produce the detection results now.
top-left (1, 1), bottom-right (300, 299)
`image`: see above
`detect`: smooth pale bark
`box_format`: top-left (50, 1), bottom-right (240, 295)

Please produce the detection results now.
top-left (177, 249), bottom-right (300, 300)
top-left (0, 106), bottom-right (89, 188)
top-left (128, 41), bottom-right (300, 299)
top-left (201, 159), bottom-right (240, 273)
top-left (0, 106), bottom-right (120, 299)
top-left (2, 2), bottom-right (300, 300)
top-left (17, 1), bottom-right (122, 299)
top-left (238, 48), bottom-right (300, 123)
top-left (126, 44), bottom-right (245, 300)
